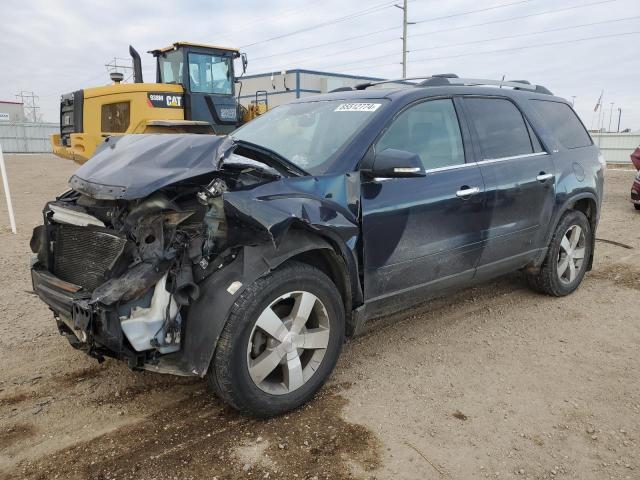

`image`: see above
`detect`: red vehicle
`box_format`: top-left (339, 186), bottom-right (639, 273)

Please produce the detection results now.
top-left (632, 147), bottom-right (640, 210)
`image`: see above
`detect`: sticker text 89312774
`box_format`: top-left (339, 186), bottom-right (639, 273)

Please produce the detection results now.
top-left (334, 103), bottom-right (381, 112)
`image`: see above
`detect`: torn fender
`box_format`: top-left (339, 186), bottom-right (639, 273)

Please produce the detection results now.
top-left (222, 172), bottom-right (362, 249)
top-left (176, 231), bottom-right (344, 376)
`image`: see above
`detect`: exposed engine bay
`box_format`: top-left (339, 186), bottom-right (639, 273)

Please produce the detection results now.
top-left (37, 164), bottom-right (265, 349)
top-left (29, 134), bottom-right (362, 375)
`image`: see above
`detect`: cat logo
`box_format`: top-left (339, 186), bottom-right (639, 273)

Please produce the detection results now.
top-left (166, 95), bottom-right (182, 107)
top-left (147, 92), bottom-right (184, 109)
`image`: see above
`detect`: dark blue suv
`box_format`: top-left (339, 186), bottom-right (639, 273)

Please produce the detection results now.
top-left (30, 76), bottom-right (604, 416)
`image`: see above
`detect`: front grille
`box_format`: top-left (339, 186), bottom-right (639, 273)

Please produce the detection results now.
top-left (52, 224), bottom-right (127, 291)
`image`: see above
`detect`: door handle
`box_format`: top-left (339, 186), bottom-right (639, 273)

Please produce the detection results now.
top-left (536, 173), bottom-right (554, 182)
top-left (455, 186), bottom-right (480, 198)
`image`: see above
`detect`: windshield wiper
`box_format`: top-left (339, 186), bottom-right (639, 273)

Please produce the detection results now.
top-left (233, 139), bottom-right (309, 177)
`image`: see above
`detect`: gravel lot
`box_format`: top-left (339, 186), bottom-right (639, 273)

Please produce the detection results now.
top-left (0, 154), bottom-right (638, 480)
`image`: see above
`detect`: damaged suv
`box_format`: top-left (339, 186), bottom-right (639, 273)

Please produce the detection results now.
top-left (30, 76), bottom-right (604, 416)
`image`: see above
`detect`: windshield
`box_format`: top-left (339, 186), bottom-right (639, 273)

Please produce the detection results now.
top-left (232, 100), bottom-right (385, 175)
top-left (188, 53), bottom-right (233, 95)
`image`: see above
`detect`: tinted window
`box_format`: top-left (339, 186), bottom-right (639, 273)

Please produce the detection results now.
top-left (531, 100), bottom-right (592, 149)
top-left (376, 99), bottom-right (465, 170)
top-left (465, 98), bottom-right (534, 159)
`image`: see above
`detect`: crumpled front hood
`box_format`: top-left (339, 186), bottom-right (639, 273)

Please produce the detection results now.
top-left (69, 134), bottom-right (235, 200)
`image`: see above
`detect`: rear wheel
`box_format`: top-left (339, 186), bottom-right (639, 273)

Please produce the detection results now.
top-left (634, 204), bottom-right (640, 211)
top-left (207, 262), bottom-right (344, 417)
top-left (527, 210), bottom-right (592, 296)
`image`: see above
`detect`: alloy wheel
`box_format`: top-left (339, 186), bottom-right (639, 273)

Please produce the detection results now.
top-left (556, 224), bottom-right (586, 284)
top-left (246, 291), bottom-right (331, 395)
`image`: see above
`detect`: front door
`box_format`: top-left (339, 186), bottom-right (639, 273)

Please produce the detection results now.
top-left (361, 98), bottom-right (486, 306)
top-left (461, 96), bottom-right (556, 275)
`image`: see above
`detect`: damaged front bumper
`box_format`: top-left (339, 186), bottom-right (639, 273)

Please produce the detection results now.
top-left (31, 263), bottom-right (144, 366)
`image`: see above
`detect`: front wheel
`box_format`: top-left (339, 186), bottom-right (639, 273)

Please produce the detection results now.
top-left (527, 210), bottom-right (592, 296)
top-left (207, 262), bottom-right (345, 417)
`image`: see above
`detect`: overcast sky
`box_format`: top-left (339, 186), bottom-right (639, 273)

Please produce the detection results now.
top-left (1, 0), bottom-right (638, 130)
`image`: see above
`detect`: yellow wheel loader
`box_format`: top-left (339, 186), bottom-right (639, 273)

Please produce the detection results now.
top-left (52, 42), bottom-right (264, 164)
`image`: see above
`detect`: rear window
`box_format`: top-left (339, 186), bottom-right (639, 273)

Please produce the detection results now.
top-left (531, 100), bottom-right (592, 149)
top-left (464, 98), bottom-right (535, 159)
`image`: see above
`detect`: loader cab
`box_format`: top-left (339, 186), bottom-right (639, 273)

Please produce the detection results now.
top-left (151, 42), bottom-right (244, 134)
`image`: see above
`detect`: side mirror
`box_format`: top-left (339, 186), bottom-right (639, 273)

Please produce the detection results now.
top-left (367, 148), bottom-right (426, 178)
top-left (241, 53), bottom-right (248, 75)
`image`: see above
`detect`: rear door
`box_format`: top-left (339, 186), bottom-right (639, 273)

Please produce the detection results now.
top-left (360, 97), bottom-right (486, 305)
top-left (461, 96), bottom-right (556, 275)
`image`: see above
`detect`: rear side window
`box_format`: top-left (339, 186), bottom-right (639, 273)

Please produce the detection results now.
top-left (530, 100), bottom-right (592, 149)
top-left (464, 97), bottom-right (535, 159)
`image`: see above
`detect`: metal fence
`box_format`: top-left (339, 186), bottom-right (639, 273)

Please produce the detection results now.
top-left (0, 121), bottom-right (638, 163)
top-left (591, 133), bottom-right (639, 164)
top-left (0, 122), bottom-right (58, 153)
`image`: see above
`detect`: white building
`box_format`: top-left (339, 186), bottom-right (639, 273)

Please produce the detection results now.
top-left (237, 69), bottom-right (385, 109)
top-left (0, 101), bottom-right (26, 122)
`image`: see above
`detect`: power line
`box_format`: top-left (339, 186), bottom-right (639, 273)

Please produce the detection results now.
top-left (249, 0), bottom-right (621, 72)
top-left (240, 1), bottom-right (400, 48)
top-left (249, 0), bottom-right (542, 62)
top-left (310, 15), bottom-right (639, 70)
top-left (192, 0), bottom-right (322, 45)
top-left (410, 0), bottom-right (621, 40)
top-left (249, 28), bottom-right (399, 63)
top-left (413, 0), bottom-right (536, 24)
top-left (337, 30), bottom-right (640, 73)
top-left (411, 31), bottom-right (640, 63)
top-left (410, 15), bottom-right (640, 53)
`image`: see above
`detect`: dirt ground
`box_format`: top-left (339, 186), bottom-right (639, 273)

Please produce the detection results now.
top-left (0, 154), bottom-right (638, 480)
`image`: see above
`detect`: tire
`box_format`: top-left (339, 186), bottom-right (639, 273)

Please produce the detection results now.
top-left (634, 204), bottom-right (640, 211)
top-left (527, 210), bottom-right (592, 296)
top-left (207, 261), bottom-right (345, 417)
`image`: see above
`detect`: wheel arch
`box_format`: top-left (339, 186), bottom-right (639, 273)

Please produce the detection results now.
top-left (540, 192), bottom-right (599, 271)
top-left (181, 228), bottom-right (359, 376)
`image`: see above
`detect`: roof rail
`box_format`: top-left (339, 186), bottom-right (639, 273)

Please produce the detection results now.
top-left (331, 75), bottom-right (553, 95)
top-left (352, 76), bottom-right (437, 90)
top-left (418, 77), bottom-right (553, 94)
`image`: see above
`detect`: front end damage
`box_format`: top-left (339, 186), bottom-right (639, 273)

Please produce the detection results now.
top-left (30, 134), bottom-right (362, 376)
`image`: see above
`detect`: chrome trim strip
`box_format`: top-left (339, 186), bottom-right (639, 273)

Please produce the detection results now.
top-left (424, 163), bottom-right (474, 174)
top-left (476, 151), bottom-right (548, 165)
top-left (376, 151), bottom-right (550, 177)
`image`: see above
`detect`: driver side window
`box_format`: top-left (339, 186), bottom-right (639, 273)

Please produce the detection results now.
top-left (376, 99), bottom-right (465, 170)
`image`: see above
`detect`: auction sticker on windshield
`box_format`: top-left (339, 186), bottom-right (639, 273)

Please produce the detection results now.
top-left (334, 103), bottom-right (381, 112)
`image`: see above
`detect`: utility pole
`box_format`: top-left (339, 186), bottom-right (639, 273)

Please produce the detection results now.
top-left (14, 91), bottom-right (40, 123)
top-left (616, 108), bottom-right (622, 132)
top-left (608, 102), bottom-right (614, 133)
top-left (395, 0), bottom-right (414, 78)
top-left (571, 96), bottom-right (576, 107)
top-left (402, 0), bottom-right (408, 78)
